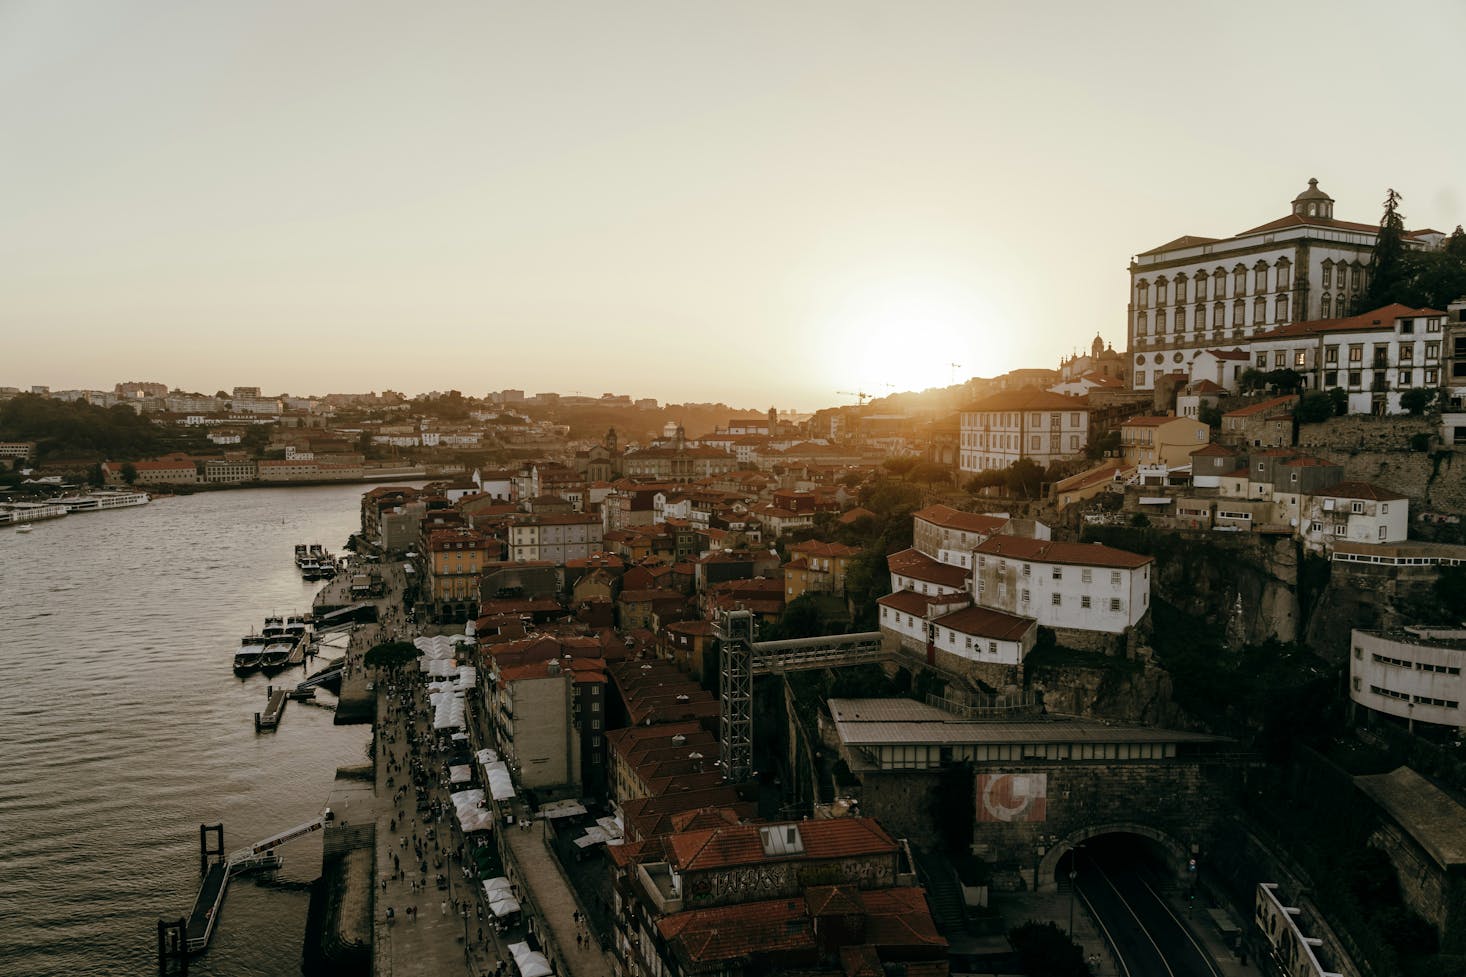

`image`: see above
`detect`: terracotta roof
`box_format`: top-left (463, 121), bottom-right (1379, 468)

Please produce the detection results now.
top-left (963, 389), bottom-right (1089, 413)
top-left (1312, 481), bottom-right (1408, 502)
top-left (788, 540), bottom-right (861, 559)
top-left (838, 506), bottom-right (877, 524)
top-left (1223, 395), bottom-right (1298, 418)
top-left (657, 899), bottom-right (811, 964)
top-left (877, 590), bottom-right (969, 616)
top-left (886, 549), bottom-right (971, 589)
top-left (1186, 379), bottom-right (1226, 394)
top-left (1251, 303), bottom-right (1444, 341)
top-left (1190, 444), bottom-right (1237, 457)
top-left (1121, 415), bottom-right (1191, 427)
top-left (975, 535), bottom-right (1152, 570)
top-left (1204, 348), bottom-right (1253, 361)
top-left (913, 504), bottom-right (1009, 535)
top-left (931, 604), bottom-right (1037, 642)
top-left (1136, 234), bottom-right (1224, 257)
top-left (1236, 212), bottom-right (1382, 236)
top-left (668, 817), bottom-right (897, 872)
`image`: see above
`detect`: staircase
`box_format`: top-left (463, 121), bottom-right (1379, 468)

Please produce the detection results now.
top-left (913, 847), bottom-right (968, 936)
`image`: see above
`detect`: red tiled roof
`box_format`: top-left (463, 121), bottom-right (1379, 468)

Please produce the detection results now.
top-left (877, 590), bottom-right (969, 616)
top-left (1054, 463), bottom-right (1125, 493)
top-left (913, 504), bottom-right (1008, 535)
top-left (975, 535), bottom-right (1152, 570)
top-left (1121, 415), bottom-right (1190, 427)
top-left (1236, 212), bottom-right (1383, 236)
top-left (1136, 234), bottom-right (1223, 257)
top-left (886, 549), bottom-right (971, 589)
top-left (788, 539), bottom-right (861, 559)
top-left (1186, 379), bottom-right (1226, 394)
top-left (963, 389), bottom-right (1089, 413)
top-left (931, 604), bottom-right (1036, 642)
top-left (838, 506), bottom-right (877, 524)
top-left (656, 899), bottom-right (811, 964)
top-left (1204, 348), bottom-right (1253, 361)
top-left (1312, 481), bottom-right (1408, 502)
top-left (668, 817), bottom-right (897, 872)
top-left (1251, 303), bottom-right (1443, 341)
top-left (1223, 395), bottom-right (1298, 418)
top-left (1190, 444), bottom-right (1237, 457)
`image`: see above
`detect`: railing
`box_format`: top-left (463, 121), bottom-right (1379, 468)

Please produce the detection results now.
top-left (925, 691), bottom-right (1038, 718)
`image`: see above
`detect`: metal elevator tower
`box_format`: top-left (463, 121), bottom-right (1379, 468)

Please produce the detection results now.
top-left (716, 608), bottom-right (755, 783)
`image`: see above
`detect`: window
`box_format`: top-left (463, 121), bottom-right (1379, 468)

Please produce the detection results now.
top-left (1400, 318), bottom-right (1415, 334)
top-left (1136, 370), bottom-right (1146, 386)
top-left (1213, 303), bottom-right (1224, 327)
top-left (988, 641), bottom-right (998, 655)
top-left (1081, 596), bottom-right (1091, 609)
top-left (1157, 279), bottom-right (1168, 304)
top-left (1052, 567), bottom-right (1063, 580)
top-left (1322, 263), bottom-right (1332, 288)
top-left (1295, 350), bottom-right (1307, 367)
top-left (1325, 371), bottom-right (1338, 386)
top-left (1081, 568), bottom-right (1093, 583)
top-left (1349, 344), bottom-right (1363, 363)
top-left (1325, 345), bottom-right (1339, 364)
top-left (1273, 351), bottom-right (1287, 368)
top-left (1175, 307), bottom-right (1186, 331)
top-left (1400, 344), bottom-right (1414, 361)
top-left (1399, 370), bottom-right (1413, 387)
top-left (1030, 435), bottom-right (1040, 451)
top-left (1051, 593), bottom-right (1062, 605)
top-left (1022, 589), bottom-right (1030, 603)
top-left (1348, 370), bottom-right (1361, 388)
top-left (1109, 598), bottom-right (1122, 612)
top-left (1234, 300), bottom-right (1246, 326)
top-left (1156, 309), bottom-right (1167, 333)
top-left (1255, 297), bottom-right (1267, 323)
top-left (1022, 563), bottom-right (1031, 577)
top-left (1276, 295), bottom-right (1290, 322)
top-left (1426, 341), bottom-right (1440, 360)
top-left (1320, 294), bottom-right (1332, 318)
top-left (1335, 525), bottom-right (1347, 536)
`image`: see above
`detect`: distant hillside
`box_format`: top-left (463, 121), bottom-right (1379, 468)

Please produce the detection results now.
top-left (524, 402), bottom-right (770, 442)
top-left (0, 394), bottom-right (179, 461)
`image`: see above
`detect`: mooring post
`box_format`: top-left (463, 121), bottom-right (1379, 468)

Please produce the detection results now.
top-left (254, 712), bottom-right (261, 731)
top-left (199, 823), bottom-right (224, 873)
top-left (157, 917), bottom-right (188, 974)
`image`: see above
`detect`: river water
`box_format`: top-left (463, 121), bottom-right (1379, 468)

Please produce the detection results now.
top-left (0, 484), bottom-right (391, 977)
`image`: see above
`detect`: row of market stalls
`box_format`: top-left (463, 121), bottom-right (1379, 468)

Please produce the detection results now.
top-left (406, 629), bottom-right (574, 976)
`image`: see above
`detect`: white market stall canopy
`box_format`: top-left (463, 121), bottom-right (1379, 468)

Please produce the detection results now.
top-left (509, 941), bottom-right (552, 977)
top-left (450, 789), bottom-right (494, 833)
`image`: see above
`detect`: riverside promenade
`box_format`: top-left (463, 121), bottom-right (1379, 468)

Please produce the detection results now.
top-left (345, 555), bottom-right (611, 977)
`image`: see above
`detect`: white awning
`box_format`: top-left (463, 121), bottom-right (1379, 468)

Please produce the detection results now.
top-left (449, 764), bottom-right (473, 785)
top-left (539, 798), bottom-right (588, 820)
top-left (510, 942), bottom-right (552, 977)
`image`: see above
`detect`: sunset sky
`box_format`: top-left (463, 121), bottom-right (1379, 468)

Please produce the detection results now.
top-left (4, 1), bottom-right (1464, 411)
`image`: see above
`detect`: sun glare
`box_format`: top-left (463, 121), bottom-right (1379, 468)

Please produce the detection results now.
top-left (814, 276), bottom-right (1007, 398)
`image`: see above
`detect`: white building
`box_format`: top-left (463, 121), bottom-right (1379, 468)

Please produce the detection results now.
top-left (1249, 302), bottom-right (1447, 414)
top-left (1351, 626), bottom-right (1465, 731)
top-left (1300, 482), bottom-right (1410, 553)
top-left (1128, 179), bottom-right (1445, 392)
top-left (970, 536), bottom-right (1153, 635)
top-left (886, 548), bottom-right (970, 597)
top-left (927, 604), bottom-right (1038, 668)
top-left (959, 389), bottom-right (1090, 474)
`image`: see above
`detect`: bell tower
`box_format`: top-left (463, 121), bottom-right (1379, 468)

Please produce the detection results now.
top-left (1291, 178), bottom-right (1335, 220)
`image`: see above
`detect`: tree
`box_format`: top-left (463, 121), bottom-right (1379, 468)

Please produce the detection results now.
top-left (363, 641), bottom-right (419, 671)
top-left (86, 463), bottom-right (104, 487)
top-left (882, 456), bottom-right (919, 478)
top-left (1354, 188), bottom-right (1408, 313)
top-left (1295, 391), bottom-right (1335, 424)
top-left (1400, 387), bottom-right (1436, 416)
top-left (1239, 368), bottom-right (1267, 393)
top-left (1004, 458), bottom-right (1045, 499)
top-left (909, 461), bottom-right (952, 486)
top-left (1263, 368), bottom-right (1304, 394)
top-left (1328, 387), bottom-right (1349, 416)
top-left (1084, 429), bottom-right (1120, 459)
top-left (120, 462), bottom-right (137, 485)
top-left (965, 471), bottom-right (1006, 493)
top-left (1198, 405), bottom-right (1223, 429)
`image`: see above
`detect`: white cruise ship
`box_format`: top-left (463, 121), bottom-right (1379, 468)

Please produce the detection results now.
top-left (56, 491), bottom-right (150, 513)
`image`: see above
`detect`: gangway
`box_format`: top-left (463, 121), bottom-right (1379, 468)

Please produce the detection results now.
top-left (169, 811), bottom-right (334, 956)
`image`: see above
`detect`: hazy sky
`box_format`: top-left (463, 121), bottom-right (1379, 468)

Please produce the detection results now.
top-left (4, 1), bottom-right (1463, 411)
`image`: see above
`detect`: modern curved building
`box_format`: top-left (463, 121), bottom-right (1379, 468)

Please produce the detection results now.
top-left (1350, 626), bottom-right (1466, 733)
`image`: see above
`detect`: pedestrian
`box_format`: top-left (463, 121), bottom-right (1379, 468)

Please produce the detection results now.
top-left (441, 900), bottom-right (447, 917)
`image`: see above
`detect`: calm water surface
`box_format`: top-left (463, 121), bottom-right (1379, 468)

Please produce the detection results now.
top-left (0, 485), bottom-right (393, 977)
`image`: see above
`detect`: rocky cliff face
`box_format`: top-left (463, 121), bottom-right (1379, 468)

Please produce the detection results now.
top-left (1028, 660), bottom-right (1193, 728)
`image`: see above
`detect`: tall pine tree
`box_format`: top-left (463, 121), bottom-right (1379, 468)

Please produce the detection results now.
top-left (1353, 189), bottom-right (1407, 314)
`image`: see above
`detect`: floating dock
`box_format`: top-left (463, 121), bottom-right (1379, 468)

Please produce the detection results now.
top-left (254, 686), bottom-right (288, 731)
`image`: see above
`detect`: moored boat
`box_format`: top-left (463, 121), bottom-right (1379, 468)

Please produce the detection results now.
top-left (234, 635), bottom-right (267, 674)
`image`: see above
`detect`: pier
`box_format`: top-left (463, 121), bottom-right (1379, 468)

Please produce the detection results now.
top-left (254, 686), bottom-right (288, 731)
top-left (163, 815), bottom-right (334, 964)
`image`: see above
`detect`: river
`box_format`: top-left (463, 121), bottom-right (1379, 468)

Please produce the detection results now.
top-left (0, 484), bottom-right (393, 977)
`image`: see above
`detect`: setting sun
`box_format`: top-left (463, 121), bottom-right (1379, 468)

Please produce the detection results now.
top-left (811, 274), bottom-right (1010, 398)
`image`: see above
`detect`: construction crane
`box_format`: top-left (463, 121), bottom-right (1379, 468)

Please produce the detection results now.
top-left (836, 390), bottom-right (872, 406)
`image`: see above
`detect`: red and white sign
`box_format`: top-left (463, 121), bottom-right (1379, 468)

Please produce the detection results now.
top-left (977, 773), bottom-right (1047, 823)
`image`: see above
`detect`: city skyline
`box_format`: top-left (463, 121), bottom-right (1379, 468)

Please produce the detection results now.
top-left (4, 1), bottom-right (1465, 410)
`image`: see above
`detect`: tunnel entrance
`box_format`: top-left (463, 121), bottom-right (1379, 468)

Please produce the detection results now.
top-left (1036, 824), bottom-right (1191, 894)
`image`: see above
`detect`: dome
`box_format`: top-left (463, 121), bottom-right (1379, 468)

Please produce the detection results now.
top-left (1291, 178), bottom-right (1334, 218)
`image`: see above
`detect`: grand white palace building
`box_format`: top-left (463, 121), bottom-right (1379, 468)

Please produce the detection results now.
top-left (1127, 179), bottom-right (1446, 392)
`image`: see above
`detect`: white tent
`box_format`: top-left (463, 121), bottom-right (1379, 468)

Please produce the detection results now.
top-left (483, 760), bottom-right (515, 801)
top-left (539, 798), bottom-right (588, 820)
top-left (449, 764), bottom-right (473, 785)
top-left (449, 789), bottom-right (494, 833)
top-left (509, 942), bottom-right (553, 977)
